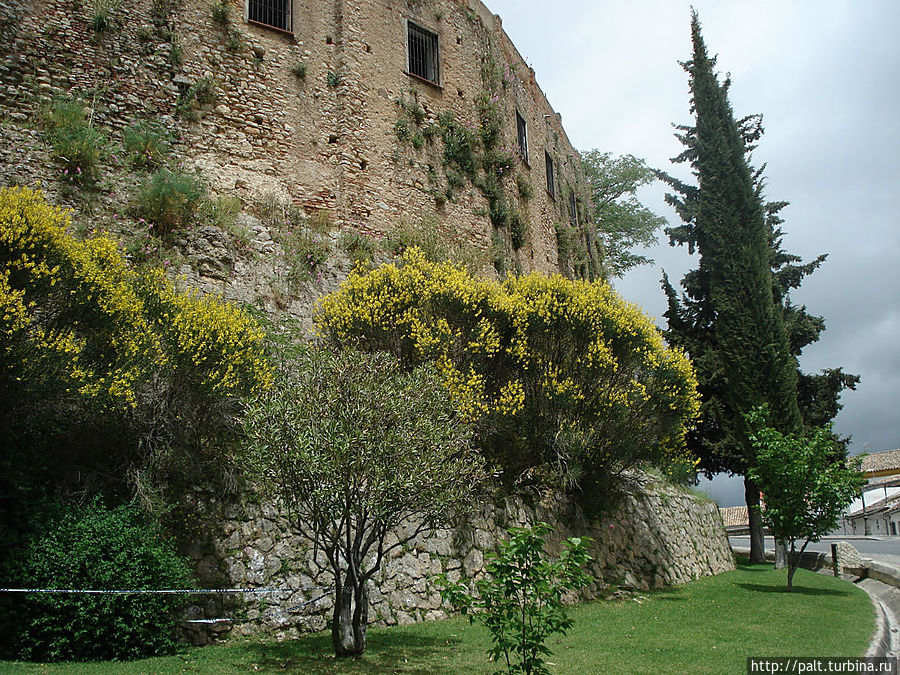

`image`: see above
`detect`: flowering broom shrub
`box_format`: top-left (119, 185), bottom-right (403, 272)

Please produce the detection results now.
top-left (0, 187), bottom-right (272, 493)
top-left (316, 248), bottom-right (700, 494)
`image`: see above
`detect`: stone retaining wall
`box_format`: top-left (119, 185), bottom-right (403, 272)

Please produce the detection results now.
top-left (179, 474), bottom-right (734, 643)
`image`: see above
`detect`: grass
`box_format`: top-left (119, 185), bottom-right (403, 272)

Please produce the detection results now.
top-left (1, 560), bottom-right (874, 674)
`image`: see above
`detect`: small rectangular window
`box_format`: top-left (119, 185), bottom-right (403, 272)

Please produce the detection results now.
top-left (568, 191), bottom-right (578, 226)
top-left (248, 0), bottom-right (292, 33)
top-left (516, 111), bottom-right (528, 164)
top-left (545, 151), bottom-right (555, 199)
top-left (407, 21), bottom-right (439, 85)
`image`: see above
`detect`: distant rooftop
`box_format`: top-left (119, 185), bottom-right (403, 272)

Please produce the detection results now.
top-left (860, 449), bottom-right (900, 475)
top-left (719, 506), bottom-right (748, 529)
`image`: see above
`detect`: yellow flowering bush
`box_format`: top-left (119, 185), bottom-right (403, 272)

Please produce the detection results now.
top-left (316, 248), bottom-right (700, 492)
top-left (0, 187), bottom-right (271, 490)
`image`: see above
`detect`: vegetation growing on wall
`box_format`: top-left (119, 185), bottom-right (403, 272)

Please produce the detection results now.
top-left (41, 98), bottom-right (107, 186)
top-left (316, 248), bottom-right (700, 500)
top-left (0, 187), bottom-right (272, 507)
top-left (392, 57), bottom-right (532, 275)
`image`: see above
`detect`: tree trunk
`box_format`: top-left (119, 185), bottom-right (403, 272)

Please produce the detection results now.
top-left (786, 542), bottom-right (797, 591)
top-left (774, 539), bottom-right (788, 569)
top-left (745, 477), bottom-right (766, 564)
top-left (332, 578), bottom-right (368, 657)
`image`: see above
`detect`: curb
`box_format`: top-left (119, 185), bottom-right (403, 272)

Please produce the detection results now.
top-left (731, 545), bottom-right (899, 657)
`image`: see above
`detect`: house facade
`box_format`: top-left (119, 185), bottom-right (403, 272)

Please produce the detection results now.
top-left (842, 449), bottom-right (900, 536)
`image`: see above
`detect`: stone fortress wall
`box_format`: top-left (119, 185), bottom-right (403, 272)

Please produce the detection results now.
top-left (0, 0), bottom-right (596, 282)
top-left (0, 0), bottom-right (734, 641)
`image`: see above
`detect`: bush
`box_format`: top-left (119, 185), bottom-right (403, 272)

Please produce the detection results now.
top-left (0, 187), bottom-right (272, 501)
top-left (509, 209), bottom-right (527, 250)
top-left (339, 228), bottom-right (378, 266)
top-left (3, 500), bottom-right (192, 661)
top-left (122, 120), bottom-right (170, 169)
top-left (316, 249), bottom-right (700, 493)
top-left (383, 218), bottom-right (487, 273)
top-left (210, 0), bottom-right (230, 26)
top-left (134, 169), bottom-right (206, 236)
top-left (42, 99), bottom-right (106, 185)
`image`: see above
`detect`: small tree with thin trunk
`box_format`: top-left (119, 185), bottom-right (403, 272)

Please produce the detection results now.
top-left (745, 406), bottom-right (864, 590)
top-left (242, 347), bottom-right (485, 657)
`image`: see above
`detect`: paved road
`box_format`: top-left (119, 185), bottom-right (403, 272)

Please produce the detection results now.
top-left (729, 535), bottom-right (900, 565)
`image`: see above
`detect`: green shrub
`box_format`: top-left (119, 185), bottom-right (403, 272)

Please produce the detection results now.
top-left (134, 169), bottom-right (206, 236)
top-left (516, 173), bottom-right (534, 201)
top-left (5, 500), bottom-right (193, 662)
top-left (382, 218), bottom-right (486, 272)
top-left (439, 112), bottom-right (478, 178)
top-left (122, 120), bottom-right (170, 169)
top-left (42, 99), bottom-right (106, 185)
top-left (284, 231), bottom-right (329, 283)
top-left (339, 228), bottom-right (378, 266)
top-left (291, 61), bottom-right (307, 80)
top-left (326, 71), bottom-right (342, 88)
top-left (438, 522), bottom-right (593, 675)
top-left (210, 0), bottom-right (230, 26)
top-left (90, 0), bottom-right (121, 32)
top-left (175, 76), bottom-right (217, 119)
top-left (509, 209), bottom-right (526, 250)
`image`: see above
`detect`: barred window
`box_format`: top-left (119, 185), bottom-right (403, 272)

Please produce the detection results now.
top-left (248, 0), bottom-right (292, 33)
top-left (407, 21), bottom-right (439, 85)
top-left (568, 191), bottom-right (578, 226)
top-left (545, 151), bottom-right (555, 199)
top-left (516, 111), bottom-right (528, 164)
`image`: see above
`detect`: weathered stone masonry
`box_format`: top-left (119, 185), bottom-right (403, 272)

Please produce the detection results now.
top-left (0, 0), bottom-right (597, 280)
top-left (181, 476), bottom-right (734, 643)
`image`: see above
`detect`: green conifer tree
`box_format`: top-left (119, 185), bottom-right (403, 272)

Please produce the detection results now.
top-left (658, 12), bottom-right (803, 563)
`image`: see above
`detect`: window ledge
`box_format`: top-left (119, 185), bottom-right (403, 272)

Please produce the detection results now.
top-left (247, 19), bottom-right (295, 38)
top-left (405, 71), bottom-right (442, 91)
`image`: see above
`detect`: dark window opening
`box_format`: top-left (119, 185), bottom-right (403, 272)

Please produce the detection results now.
top-left (516, 111), bottom-right (528, 164)
top-left (408, 21), bottom-right (439, 84)
top-left (545, 151), bottom-right (555, 199)
top-left (248, 0), bottom-right (292, 33)
top-left (568, 191), bottom-right (577, 226)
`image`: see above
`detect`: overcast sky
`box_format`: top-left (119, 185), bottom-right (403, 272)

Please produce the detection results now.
top-left (484, 0), bottom-right (900, 505)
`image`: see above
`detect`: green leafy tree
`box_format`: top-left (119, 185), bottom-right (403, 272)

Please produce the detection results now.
top-left (657, 12), bottom-right (808, 563)
top-left (438, 522), bottom-right (593, 675)
top-left (580, 150), bottom-right (667, 278)
top-left (745, 407), bottom-right (864, 590)
top-left (242, 347), bottom-right (486, 658)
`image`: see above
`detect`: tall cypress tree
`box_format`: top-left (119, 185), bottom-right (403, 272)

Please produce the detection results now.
top-left (658, 12), bottom-right (803, 563)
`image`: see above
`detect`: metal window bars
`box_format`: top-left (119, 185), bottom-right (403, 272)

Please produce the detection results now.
top-left (545, 151), bottom-right (555, 198)
top-left (248, 0), bottom-right (292, 33)
top-left (408, 22), bottom-right (439, 84)
top-left (516, 111), bottom-right (528, 164)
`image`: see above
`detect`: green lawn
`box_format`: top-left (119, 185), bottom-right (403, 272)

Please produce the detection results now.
top-left (2, 560), bottom-right (874, 674)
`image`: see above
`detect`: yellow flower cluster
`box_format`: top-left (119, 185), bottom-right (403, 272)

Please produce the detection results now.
top-left (316, 248), bottom-right (700, 467)
top-left (141, 269), bottom-right (273, 397)
top-left (0, 187), bottom-right (271, 411)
